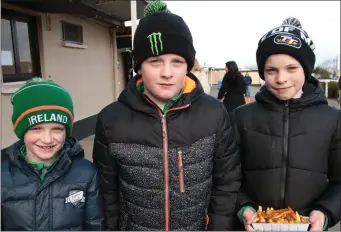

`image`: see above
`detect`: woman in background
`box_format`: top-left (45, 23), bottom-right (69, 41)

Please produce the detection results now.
top-left (217, 61), bottom-right (246, 112)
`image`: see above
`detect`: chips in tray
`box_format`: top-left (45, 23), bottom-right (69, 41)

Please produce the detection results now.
top-left (251, 206), bottom-right (310, 231)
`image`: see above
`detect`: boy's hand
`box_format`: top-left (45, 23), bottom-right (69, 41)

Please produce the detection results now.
top-left (309, 210), bottom-right (325, 231)
top-left (242, 208), bottom-right (256, 231)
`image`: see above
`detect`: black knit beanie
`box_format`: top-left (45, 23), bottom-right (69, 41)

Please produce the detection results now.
top-left (256, 17), bottom-right (316, 80)
top-left (132, 1), bottom-right (196, 73)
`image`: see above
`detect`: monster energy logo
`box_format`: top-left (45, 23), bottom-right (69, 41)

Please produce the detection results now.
top-left (147, 32), bottom-right (163, 56)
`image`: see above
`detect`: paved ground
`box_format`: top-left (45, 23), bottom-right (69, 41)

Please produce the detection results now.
top-left (80, 85), bottom-right (340, 230)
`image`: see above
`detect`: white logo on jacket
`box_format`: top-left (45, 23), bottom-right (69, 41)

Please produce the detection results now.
top-left (65, 190), bottom-right (85, 206)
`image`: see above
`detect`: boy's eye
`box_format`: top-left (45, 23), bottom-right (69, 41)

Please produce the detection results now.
top-left (288, 66), bottom-right (297, 70)
top-left (173, 60), bottom-right (185, 64)
top-left (266, 69), bottom-right (276, 73)
top-left (30, 127), bottom-right (41, 131)
top-left (53, 127), bottom-right (65, 131)
top-left (149, 59), bottom-right (161, 64)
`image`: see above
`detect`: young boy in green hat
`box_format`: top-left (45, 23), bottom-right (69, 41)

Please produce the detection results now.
top-left (1, 77), bottom-right (104, 231)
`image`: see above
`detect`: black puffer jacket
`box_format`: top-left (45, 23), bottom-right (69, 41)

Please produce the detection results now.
top-left (233, 77), bottom-right (341, 229)
top-left (93, 73), bottom-right (241, 231)
top-left (1, 138), bottom-right (104, 231)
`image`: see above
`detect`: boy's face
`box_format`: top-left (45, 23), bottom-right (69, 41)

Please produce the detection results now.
top-left (24, 122), bottom-right (66, 165)
top-left (264, 54), bottom-right (305, 101)
top-left (138, 54), bottom-right (188, 106)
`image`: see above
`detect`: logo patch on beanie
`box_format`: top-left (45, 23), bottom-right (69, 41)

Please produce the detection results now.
top-left (147, 32), bottom-right (163, 56)
top-left (274, 34), bottom-right (302, 49)
top-left (260, 25), bottom-right (315, 50)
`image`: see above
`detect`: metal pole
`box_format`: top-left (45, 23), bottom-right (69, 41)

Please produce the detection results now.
top-left (131, 0), bottom-right (137, 76)
top-left (0, 71), bottom-right (2, 152)
top-left (131, 0), bottom-right (137, 50)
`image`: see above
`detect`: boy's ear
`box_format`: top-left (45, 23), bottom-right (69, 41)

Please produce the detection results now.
top-left (138, 70), bottom-right (142, 75)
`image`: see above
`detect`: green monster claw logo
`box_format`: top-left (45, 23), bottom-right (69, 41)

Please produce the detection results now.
top-left (147, 32), bottom-right (163, 56)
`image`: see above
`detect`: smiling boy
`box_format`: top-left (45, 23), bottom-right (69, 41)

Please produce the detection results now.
top-left (1, 78), bottom-right (104, 230)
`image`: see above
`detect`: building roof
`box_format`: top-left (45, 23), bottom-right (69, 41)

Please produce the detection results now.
top-left (3, 0), bottom-right (147, 26)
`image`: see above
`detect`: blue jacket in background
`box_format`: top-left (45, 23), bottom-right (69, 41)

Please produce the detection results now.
top-left (1, 137), bottom-right (104, 231)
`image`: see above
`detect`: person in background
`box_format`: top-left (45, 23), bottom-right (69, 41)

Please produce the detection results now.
top-left (1, 77), bottom-right (104, 231)
top-left (232, 17), bottom-right (341, 231)
top-left (217, 61), bottom-right (246, 112)
top-left (337, 76), bottom-right (341, 104)
top-left (243, 72), bottom-right (252, 104)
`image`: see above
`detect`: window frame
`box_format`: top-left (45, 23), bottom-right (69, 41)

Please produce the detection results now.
top-left (1, 9), bottom-right (41, 83)
top-left (61, 21), bottom-right (84, 45)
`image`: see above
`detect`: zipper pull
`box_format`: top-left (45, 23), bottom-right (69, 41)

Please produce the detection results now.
top-left (178, 150), bottom-right (185, 193)
top-left (205, 209), bottom-right (209, 230)
top-left (161, 115), bottom-right (166, 138)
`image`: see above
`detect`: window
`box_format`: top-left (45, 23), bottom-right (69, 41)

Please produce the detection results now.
top-left (1, 9), bottom-right (41, 83)
top-left (62, 21), bottom-right (83, 44)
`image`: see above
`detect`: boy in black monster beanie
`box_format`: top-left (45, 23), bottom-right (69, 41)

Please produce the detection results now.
top-left (93, 1), bottom-right (242, 231)
top-left (132, 1), bottom-right (196, 73)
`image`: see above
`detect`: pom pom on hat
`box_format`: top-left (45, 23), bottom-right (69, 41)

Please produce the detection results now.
top-left (143, 1), bottom-right (170, 16)
top-left (282, 17), bottom-right (302, 28)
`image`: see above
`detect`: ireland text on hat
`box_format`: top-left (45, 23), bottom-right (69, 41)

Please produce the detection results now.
top-left (28, 113), bottom-right (68, 126)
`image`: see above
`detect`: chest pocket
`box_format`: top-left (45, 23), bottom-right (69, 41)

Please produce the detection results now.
top-left (50, 184), bottom-right (86, 230)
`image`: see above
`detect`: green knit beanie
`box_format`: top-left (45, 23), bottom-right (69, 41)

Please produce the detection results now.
top-left (11, 77), bottom-right (74, 139)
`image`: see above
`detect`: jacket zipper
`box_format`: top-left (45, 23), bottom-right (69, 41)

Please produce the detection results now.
top-left (280, 101), bottom-right (289, 208)
top-left (143, 96), bottom-right (190, 231)
top-left (160, 114), bottom-right (170, 231)
top-left (161, 105), bottom-right (189, 231)
top-left (177, 150), bottom-right (185, 193)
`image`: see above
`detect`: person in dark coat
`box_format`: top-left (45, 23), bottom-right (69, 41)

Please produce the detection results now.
top-left (92, 1), bottom-right (241, 231)
top-left (217, 61), bottom-right (246, 112)
top-left (1, 78), bottom-right (104, 231)
top-left (232, 17), bottom-right (341, 231)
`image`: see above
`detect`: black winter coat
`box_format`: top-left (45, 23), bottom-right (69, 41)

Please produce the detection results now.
top-left (232, 77), bottom-right (341, 229)
top-left (93, 73), bottom-right (242, 231)
top-left (218, 72), bottom-right (246, 112)
top-left (1, 138), bottom-right (104, 231)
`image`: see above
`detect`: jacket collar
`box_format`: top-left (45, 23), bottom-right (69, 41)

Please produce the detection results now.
top-left (255, 76), bottom-right (328, 111)
top-left (118, 72), bottom-right (205, 116)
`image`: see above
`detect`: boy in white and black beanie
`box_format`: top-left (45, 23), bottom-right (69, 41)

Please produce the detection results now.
top-left (256, 17), bottom-right (316, 80)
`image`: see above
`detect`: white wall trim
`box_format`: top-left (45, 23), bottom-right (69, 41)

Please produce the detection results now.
top-left (1, 81), bottom-right (26, 94)
top-left (61, 41), bottom-right (88, 49)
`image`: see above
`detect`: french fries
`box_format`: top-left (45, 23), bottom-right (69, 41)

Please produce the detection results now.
top-left (253, 206), bottom-right (308, 224)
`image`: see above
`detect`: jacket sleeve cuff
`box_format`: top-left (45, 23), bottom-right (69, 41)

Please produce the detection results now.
top-left (323, 215), bottom-right (329, 230)
top-left (237, 206), bottom-right (256, 223)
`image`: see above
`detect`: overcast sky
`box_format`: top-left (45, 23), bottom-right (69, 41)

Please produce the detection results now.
top-left (164, 1), bottom-right (340, 69)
